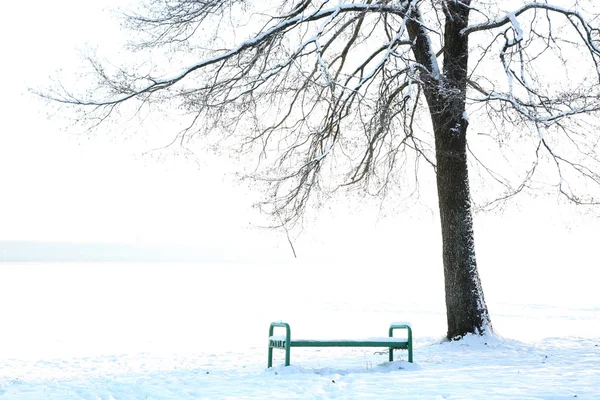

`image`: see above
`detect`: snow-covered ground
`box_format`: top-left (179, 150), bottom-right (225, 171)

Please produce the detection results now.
top-left (0, 263), bottom-right (598, 399)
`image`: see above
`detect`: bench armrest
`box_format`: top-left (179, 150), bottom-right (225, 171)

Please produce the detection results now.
top-left (268, 322), bottom-right (292, 367)
top-left (389, 323), bottom-right (412, 340)
top-left (269, 322), bottom-right (291, 340)
top-left (389, 323), bottom-right (413, 363)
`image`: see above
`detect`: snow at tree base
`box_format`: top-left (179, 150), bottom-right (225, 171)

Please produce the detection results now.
top-left (0, 263), bottom-right (598, 399)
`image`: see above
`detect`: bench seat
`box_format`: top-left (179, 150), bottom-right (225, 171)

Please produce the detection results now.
top-left (270, 337), bottom-right (409, 347)
top-left (267, 322), bottom-right (413, 367)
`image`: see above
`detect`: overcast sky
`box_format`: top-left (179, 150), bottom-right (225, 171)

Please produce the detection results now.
top-left (0, 1), bottom-right (278, 257)
top-left (0, 0), bottom-right (598, 265)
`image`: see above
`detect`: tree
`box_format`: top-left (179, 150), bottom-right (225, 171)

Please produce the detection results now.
top-left (43, 0), bottom-right (600, 339)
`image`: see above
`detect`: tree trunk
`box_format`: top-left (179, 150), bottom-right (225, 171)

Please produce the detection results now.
top-left (435, 0), bottom-right (491, 339)
top-left (433, 116), bottom-right (492, 339)
top-left (408, 0), bottom-right (492, 339)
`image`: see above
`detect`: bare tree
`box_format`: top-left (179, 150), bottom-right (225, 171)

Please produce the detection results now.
top-left (42, 0), bottom-right (600, 339)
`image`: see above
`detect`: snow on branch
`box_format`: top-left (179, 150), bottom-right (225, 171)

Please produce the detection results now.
top-left (48, 2), bottom-right (414, 106)
top-left (41, 1), bottom-right (600, 223)
top-left (462, 2), bottom-right (600, 56)
top-left (506, 12), bottom-right (523, 46)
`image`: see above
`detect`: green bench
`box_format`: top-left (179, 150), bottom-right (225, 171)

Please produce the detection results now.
top-left (267, 321), bottom-right (413, 367)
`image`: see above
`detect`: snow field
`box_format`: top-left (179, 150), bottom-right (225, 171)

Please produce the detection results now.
top-left (0, 263), bottom-right (598, 399)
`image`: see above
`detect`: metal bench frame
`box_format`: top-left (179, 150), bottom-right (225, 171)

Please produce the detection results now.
top-left (267, 321), bottom-right (413, 367)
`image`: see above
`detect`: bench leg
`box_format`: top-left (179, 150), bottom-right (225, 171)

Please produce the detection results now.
top-left (268, 346), bottom-right (291, 367)
top-left (390, 347), bottom-right (414, 363)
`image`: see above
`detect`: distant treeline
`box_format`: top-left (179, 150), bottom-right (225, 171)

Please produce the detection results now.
top-left (0, 241), bottom-right (217, 262)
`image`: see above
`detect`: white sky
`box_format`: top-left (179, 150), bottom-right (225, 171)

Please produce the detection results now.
top-left (0, 0), bottom-right (281, 257)
top-left (0, 1), bottom-right (598, 266)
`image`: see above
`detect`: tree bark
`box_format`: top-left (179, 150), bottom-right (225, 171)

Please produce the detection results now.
top-left (435, 0), bottom-right (491, 339)
top-left (407, 0), bottom-right (492, 339)
top-left (433, 114), bottom-right (491, 339)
